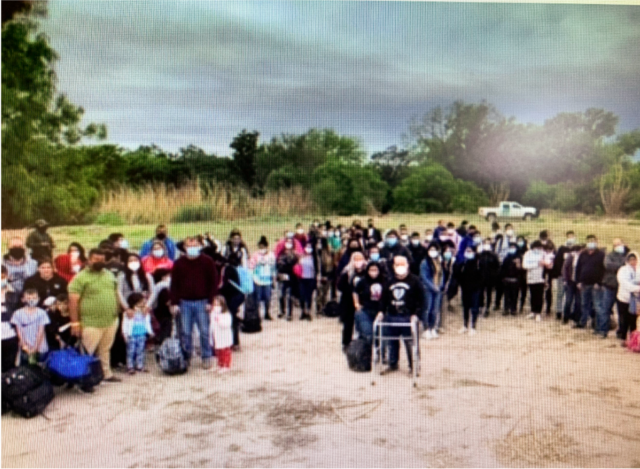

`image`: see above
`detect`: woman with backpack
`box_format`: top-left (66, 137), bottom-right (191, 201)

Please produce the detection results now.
top-left (219, 261), bottom-right (245, 351)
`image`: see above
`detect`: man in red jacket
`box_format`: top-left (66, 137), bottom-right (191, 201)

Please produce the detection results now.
top-left (170, 237), bottom-right (218, 369)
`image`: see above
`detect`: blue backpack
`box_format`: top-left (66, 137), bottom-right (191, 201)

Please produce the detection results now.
top-left (229, 266), bottom-right (254, 295)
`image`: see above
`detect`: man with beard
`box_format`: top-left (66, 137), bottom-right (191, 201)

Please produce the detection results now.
top-left (68, 248), bottom-right (121, 384)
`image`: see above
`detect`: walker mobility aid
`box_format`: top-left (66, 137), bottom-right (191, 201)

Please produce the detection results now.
top-left (371, 315), bottom-right (421, 387)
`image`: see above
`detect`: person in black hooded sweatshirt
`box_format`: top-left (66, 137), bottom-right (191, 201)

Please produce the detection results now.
top-left (408, 232), bottom-right (427, 277)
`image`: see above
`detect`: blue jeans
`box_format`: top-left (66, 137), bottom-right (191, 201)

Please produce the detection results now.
top-left (384, 315), bottom-right (416, 368)
top-left (179, 299), bottom-right (212, 360)
top-left (598, 287), bottom-right (617, 335)
top-left (126, 335), bottom-right (146, 370)
top-left (254, 284), bottom-right (272, 305)
top-left (355, 308), bottom-right (376, 341)
top-left (563, 282), bottom-right (581, 322)
top-left (299, 278), bottom-right (316, 311)
top-left (422, 290), bottom-right (442, 330)
top-left (579, 285), bottom-right (603, 328)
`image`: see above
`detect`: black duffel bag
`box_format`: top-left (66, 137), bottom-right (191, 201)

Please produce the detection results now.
top-left (322, 300), bottom-right (340, 318)
top-left (345, 338), bottom-right (372, 372)
top-left (2, 365), bottom-right (54, 418)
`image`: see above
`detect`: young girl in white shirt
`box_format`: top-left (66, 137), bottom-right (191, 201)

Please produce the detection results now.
top-left (210, 296), bottom-right (233, 373)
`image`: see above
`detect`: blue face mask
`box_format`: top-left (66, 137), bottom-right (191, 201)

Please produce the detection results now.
top-left (186, 246), bottom-right (201, 257)
top-left (508, 248), bottom-right (517, 255)
top-left (370, 253), bottom-right (380, 262)
top-left (443, 252), bottom-right (452, 261)
top-left (517, 241), bottom-right (524, 248)
top-left (464, 252), bottom-right (475, 260)
top-left (386, 238), bottom-right (397, 247)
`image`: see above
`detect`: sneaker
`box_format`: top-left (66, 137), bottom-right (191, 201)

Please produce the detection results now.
top-left (458, 326), bottom-right (468, 334)
top-left (264, 314), bottom-right (273, 321)
top-left (103, 376), bottom-right (122, 383)
top-left (380, 365), bottom-right (399, 375)
top-left (556, 312), bottom-right (562, 320)
top-left (468, 328), bottom-right (477, 336)
top-left (431, 330), bottom-right (439, 339)
top-left (422, 330), bottom-right (433, 340)
top-left (535, 314), bottom-right (542, 322)
top-left (79, 385), bottom-right (95, 394)
top-left (527, 313), bottom-right (536, 320)
top-left (483, 309), bottom-right (490, 318)
top-left (202, 360), bottom-right (213, 370)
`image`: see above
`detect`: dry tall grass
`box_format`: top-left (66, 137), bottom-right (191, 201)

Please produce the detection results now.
top-left (96, 180), bottom-right (318, 224)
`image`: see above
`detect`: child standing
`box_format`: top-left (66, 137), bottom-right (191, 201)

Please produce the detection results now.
top-left (523, 241), bottom-right (548, 322)
top-left (45, 293), bottom-right (76, 351)
top-left (249, 236), bottom-right (276, 321)
top-left (11, 289), bottom-right (50, 364)
top-left (122, 292), bottom-right (154, 374)
top-left (210, 296), bottom-right (233, 373)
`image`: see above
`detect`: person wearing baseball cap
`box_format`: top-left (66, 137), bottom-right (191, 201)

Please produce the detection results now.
top-left (26, 219), bottom-right (55, 263)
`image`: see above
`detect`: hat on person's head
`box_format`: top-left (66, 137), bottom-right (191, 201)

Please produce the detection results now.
top-left (34, 219), bottom-right (49, 228)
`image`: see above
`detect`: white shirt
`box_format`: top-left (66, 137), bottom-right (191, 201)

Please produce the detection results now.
top-left (616, 264), bottom-right (640, 303)
top-left (211, 312), bottom-right (233, 350)
top-left (523, 250), bottom-right (545, 284)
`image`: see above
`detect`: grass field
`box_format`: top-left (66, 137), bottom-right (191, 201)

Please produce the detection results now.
top-left (3, 211), bottom-right (640, 255)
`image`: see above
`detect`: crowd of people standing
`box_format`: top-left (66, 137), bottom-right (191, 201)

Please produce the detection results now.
top-left (2, 216), bottom-right (638, 387)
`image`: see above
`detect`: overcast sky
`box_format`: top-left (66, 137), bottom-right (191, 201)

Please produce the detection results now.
top-left (41, 1), bottom-right (640, 156)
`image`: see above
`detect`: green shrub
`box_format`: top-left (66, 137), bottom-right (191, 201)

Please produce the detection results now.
top-left (172, 205), bottom-right (214, 223)
top-left (94, 212), bottom-right (125, 226)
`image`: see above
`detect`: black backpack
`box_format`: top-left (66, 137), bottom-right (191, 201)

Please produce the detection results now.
top-left (345, 338), bottom-right (372, 372)
top-left (2, 366), bottom-right (55, 418)
top-left (322, 300), bottom-right (340, 318)
top-left (241, 295), bottom-right (262, 334)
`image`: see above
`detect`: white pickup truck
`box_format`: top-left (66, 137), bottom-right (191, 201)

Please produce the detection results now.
top-left (478, 201), bottom-right (538, 222)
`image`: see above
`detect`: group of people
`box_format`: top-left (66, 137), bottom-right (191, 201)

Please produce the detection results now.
top-left (1, 216), bottom-right (638, 388)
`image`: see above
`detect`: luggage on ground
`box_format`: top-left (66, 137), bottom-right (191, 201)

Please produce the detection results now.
top-left (345, 338), bottom-right (372, 372)
top-left (2, 365), bottom-right (54, 418)
top-left (46, 344), bottom-right (103, 388)
top-left (156, 319), bottom-right (188, 375)
top-left (241, 294), bottom-right (261, 334)
top-left (323, 300), bottom-right (340, 318)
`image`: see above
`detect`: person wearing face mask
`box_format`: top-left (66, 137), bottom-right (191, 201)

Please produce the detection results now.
top-left (11, 288), bottom-right (50, 364)
top-left (145, 268), bottom-right (173, 344)
top-left (108, 233), bottom-right (131, 264)
top-left (116, 254), bottom-right (154, 313)
top-left (522, 240), bottom-right (548, 322)
top-left (98, 240), bottom-right (124, 278)
top-left (1, 265), bottom-right (20, 372)
top-left (249, 237), bottom-right (276, 321)
top-left (354, 263), bottom-right (385, 342)
top-left (515, 236), bottom-right (529, 313)
top-left (2, 237), bottom-right (38, 296)
top-left (438, 223), bottom-right (461, 254)
top-left (221, 229), bottom-right (250, 269)
top-left (274, 230), bottom-right (304, 258)
top-left (366, 219), bottom-right (382, 244)
top-left (169, 238), bottom-right (219, 368)
top-left (26, 219), bottom-right (55, 263)
top-left (398, 224), bottom-right (410, 247)
top-left (338, 252), bottom-right (367, 351)
top-left (454, 247), bottom-right (483, 335)
top-left (440, 241), bottom-right (457, 316)
top-left (551, 231), bottom-right (577, 320)
top-left (424, 229), bottom-right (435, 246)
top-left (500, 243), bottom-right (522, 316)
top-left (276, 240), bottom-right (300, 321)
top-left (490, 222), bottom-right (501, 244)
top-left (316, 237), bottom-right (337, 313)
top-left (140, 225), bottom-right (177, 261)
top-left (23, 259), bottom-right (68, 310)
top-left (455, 225), bottom-right (480, 264)
top-left (54, 242), bottom-right (87, 283)
top-left (433, 220), bottom-right (446, 241)
top-left (291, 223), bottom-right (308, 248)
top-left (478, 238), bottom-right (500, 318)
top-left (376, 255), bottom-right (424, 374)
top-left (380, 230), bottom-right (413, 279)
top-left (420, 243), bottom-right (446, 339)
top-left (615, 252), bottom-right (640, 346)
top-left (574, 235), bottom-right (606, 335)
top-left (408, 232), bottom-right (427, 276)
top-left (492, 224), bottom-right (516, 311)
top-left (296, 243), bottom-right (319, 321)
top-left (142, 240), bottom-right (174, 274)
top-left (456, 220), bottom-right (469, 238)
top-left (562, 245), bottom-right (584, 325)
top-left (68, 248), bottom-right (121, 383)
top-left (337, 238), bottom-right (364, 276)
top-left (600, 238), bottom-right (628, 336)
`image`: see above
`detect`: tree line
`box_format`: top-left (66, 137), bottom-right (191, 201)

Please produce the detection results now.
top-left (2, 6), bottom-right (640, 228)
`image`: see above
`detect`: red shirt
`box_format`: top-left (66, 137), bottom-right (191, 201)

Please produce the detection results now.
top-left (54, 254), bottom-right (85, 283)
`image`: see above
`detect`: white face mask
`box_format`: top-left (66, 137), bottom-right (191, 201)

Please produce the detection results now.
top-left (566, 238), bottom-right (576, 246)
top-left (447, 229), bottom-right (455, 235)
top-left (128, 262), bottom-right (140, 271)
top-left (285, 243), bottom-right (293, 250)
top-left (212, 306), bottom-right (222, 314)
top-left (286, 232), bottom-right (294, 239)
top-left (394, 265), bottom-right (408, 277)
top-left (72, 264), bottom-right (81, 273)
top-left (506, 230), bottom-right (514, 237)
top-left (614, 245), bottom-right (625, 254)
top-left (483, 244), bottom-right (492, 250)
top-left (465, 252), bottom-right (475, 260)
top-left (26, 299), bottom-right (39, 307)
top-left (401, 235), bottom-right (408, 241)
top-left (152, 249), bottom-right (164, 258)
top-left (70, 251), bottom-right (80, 261)
top-left (305, 247), bottom-right (313, 254)
top-left (259, 248), bottom-right (267, 255)
top-left (587, 242), bottom-right (597, 250)
top-left (411, 240), bottom-right (420, 246)
top-left (119, 239), bottom-right (129, 249)
top-left (296, 229), bottom-right (304, 235)
top-left (428, 250), bottom-right (439, 258)
top-left (425, 235), bottom-right (433, 242)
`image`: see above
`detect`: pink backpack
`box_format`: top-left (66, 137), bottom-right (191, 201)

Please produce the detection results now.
top-left (628, 330), bottom-right (640, 353)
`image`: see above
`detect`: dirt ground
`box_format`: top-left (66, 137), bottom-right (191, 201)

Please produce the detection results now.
top-left (2, 297), bottom-right (640, 468)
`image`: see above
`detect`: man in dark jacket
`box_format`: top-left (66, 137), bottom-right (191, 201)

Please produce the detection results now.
top-left (552, 231), bottom-right (576, 320)
top-left (456, 226), bottom-right (481, 264)
top-left (500, 243), bottom-right (521, 316)
top-left (380, 230), bottom-right (413, 279)
top-left (478, 238), bottom-right (500, 317)
top-left (366, 219), bottom-right (382, 245)
top-left (574, 235), bottom-right (606, 336)
top-left (376, 256), bottom-right (423, 375)
top-left (456, 220), bottom-right (469, 238)
top-left (602, 238), bottom-right (627, 331)
top-left (408, 232), bottom-right (427, 276)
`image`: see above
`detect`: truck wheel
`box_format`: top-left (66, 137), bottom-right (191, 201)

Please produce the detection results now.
top-left (523, 214), bottom-right (532, 221)
top-left (486, 213), bottom-right (497, 222)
